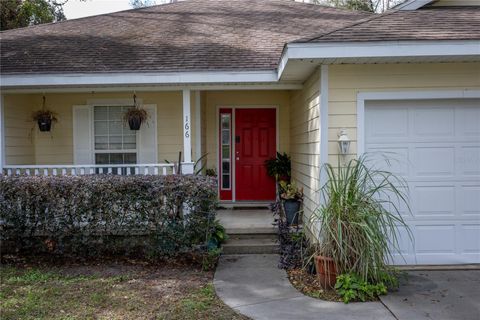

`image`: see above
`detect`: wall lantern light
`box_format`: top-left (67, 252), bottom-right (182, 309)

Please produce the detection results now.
top-left (337, 129), bottom-right (351, 155)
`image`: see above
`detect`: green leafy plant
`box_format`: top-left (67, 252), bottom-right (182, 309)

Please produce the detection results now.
top-left (207, 219), bottom-right (228, 250)
top-left (312, 155), bottom-right (412, 284)
top-left (279, 181), bottom-right (303, 200)
top-left (123, 107), bottom-right (148, 129)
top-left (265, 152), bottom-right (291, 181)
top-left (202, 247), bottom-right (222, 271)
top-left (31, 109), bottom-right (58, 123)
top-left (335, 273), bottom-right (387, 304)
top-left (205, 168), bottom-right (217, 177)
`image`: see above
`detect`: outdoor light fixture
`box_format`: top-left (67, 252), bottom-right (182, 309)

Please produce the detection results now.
top-left (337, 129), bottom-right (351, 155)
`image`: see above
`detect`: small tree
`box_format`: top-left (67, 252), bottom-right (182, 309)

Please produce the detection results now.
top-left (1, 0), bottom-right (68, 31)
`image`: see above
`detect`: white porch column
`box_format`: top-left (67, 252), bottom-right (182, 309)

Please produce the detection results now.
top-left (0, 95), bottom-right (4, 174)
top-left (181, 89), bottom-right (194, 174)
top-left (194, 91), bottom-right (202, 167)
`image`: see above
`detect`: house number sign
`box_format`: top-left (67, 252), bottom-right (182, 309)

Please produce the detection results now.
top-left (184, 115), bottom-right (190, 138)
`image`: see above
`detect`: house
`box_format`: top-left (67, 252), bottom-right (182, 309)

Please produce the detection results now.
top-left (0, 0), bottom-right (479, 265)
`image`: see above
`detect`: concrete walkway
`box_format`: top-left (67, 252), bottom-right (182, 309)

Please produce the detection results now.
top-left (214, 254), bottom-right (395, 320)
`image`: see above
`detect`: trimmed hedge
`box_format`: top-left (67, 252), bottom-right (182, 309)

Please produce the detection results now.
top-left (0, 174), bottom-right (218, 258)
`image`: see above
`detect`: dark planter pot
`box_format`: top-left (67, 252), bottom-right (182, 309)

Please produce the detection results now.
top-left (128, 117), bottom-right (142, 130)
top-left (37, 117), bottom-right (52, 132)
top-left (314, 255), bottom-right (337, 290)
top-left (283, 199), bottom-right (301, 225)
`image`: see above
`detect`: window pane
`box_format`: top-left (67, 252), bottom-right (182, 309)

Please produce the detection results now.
top-left (221, 115), bottom-right (230, 129)
top-left (94, 107), bottom-right (108, 120)
top-left (222, 161), bottom-right (230, 174)
top-left (222, 145), bottom-right (230, 159)
top-left (124, 135), bottom-right (136, 149)
top-left (109, 135), bottom-right (122, 150)
top-left (109, 121), bottom-right (122, 135)
top-left (222, 131), bottom-right (230, 145)
top-left (222, 175), bottom-right (230, 189)
top-left (95, 153), bottom-right (109, 164)
top-left (124, 153), bottom-right (137, 164)
top-left (95, 136), bottom-right (108, 150)
top-left (110, 153), bottom-right (123, 164)
top-left (109, 107), bottom-right (124, 120)
top-left (94, 121), bottom-right (108, 135)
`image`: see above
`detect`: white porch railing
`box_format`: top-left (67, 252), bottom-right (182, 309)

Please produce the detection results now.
top-left (2, 163), bottom-right (176, 176)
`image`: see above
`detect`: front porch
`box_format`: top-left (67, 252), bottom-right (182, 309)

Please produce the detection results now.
top-left (0, 88), bottom-right (292, 203)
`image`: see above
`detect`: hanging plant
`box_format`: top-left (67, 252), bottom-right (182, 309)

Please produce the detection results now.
top-left (32, 96), bottom-right (58, 132)
top-left (124, 94), bottom-right (148, 130)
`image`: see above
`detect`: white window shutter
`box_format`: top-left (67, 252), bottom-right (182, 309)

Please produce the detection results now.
top-left (138, 104), bottom-right (158, 164)
top-left (72, 105), bottom-right (93, 164)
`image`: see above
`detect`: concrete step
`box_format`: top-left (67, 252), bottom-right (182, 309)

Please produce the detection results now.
top-left (222, 238), bottom-right (279, 254)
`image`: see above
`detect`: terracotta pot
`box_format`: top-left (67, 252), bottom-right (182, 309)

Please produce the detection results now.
top-left (314, 255), bottom-right (337, 290)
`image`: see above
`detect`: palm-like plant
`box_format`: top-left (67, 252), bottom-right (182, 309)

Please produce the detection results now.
top-left (313, 155), bottom-right (412, 284)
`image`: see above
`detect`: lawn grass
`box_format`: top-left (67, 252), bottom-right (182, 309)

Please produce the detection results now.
top-left (0, 259), bottom-right (248, 320)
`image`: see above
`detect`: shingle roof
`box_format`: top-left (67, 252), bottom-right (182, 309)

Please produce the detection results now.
top-left (0, 0), bottom-right (370, 74)
top-left (304, 6), bottom-right (480, 43)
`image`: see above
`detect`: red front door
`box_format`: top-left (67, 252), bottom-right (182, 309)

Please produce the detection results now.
top-left (235, 108), bottom-right (276, 201)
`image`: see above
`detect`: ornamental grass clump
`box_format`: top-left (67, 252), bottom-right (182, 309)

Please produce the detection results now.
top-left (313, 155), bottom-right (412, 285)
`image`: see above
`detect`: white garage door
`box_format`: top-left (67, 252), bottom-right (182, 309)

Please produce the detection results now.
top-left (365, 99), bottom-right (480, 265)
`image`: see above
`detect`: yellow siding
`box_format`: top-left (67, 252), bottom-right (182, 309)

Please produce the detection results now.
top-left (4, 92), bottom-right (184, 165)
top-left (203, 90), bottom-right (291, 172)
top-left (3, 94), bottom-right (35, 165)
top-left (289, 69), bottom-right (321, 228)
top-left (328, 62), bottom-right (480, 163)
top-left (431, 0), bottom-right (480, 6)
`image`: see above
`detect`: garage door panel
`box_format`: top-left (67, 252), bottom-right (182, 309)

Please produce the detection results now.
top-left (459, 146), bottom-right (480, 176)
top-left (412, 107), bottom-right (455, 138)
top-left (366, 106), bottom-right (408, 140)
top-left (366, 146), bottom-right (410, 177)
top-left (366, 99), bottom-right (480, 265)
top-left (415, 225), bottom-right (456, 254)
top-left (458, 185), bottom-right (480, 216)
top-left (413, 146), bottom-right (455, 177)
top-left (414, 185), bottom-right (456, 217)
top-left (455, 105), bottom-right (480, 139)
top-left (460, 225), bottom-right (480, 255)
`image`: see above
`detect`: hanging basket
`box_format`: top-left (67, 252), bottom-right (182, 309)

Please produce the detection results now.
top-left (128, 117), bottom-right (142, 130)
top-left (124, 107), bottom-right (148, 131)
top-left (37, 116), bottom-right (53, 132)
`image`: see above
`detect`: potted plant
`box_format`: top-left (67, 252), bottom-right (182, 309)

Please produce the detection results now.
top-left (124, 94), bottom-right (148, 130)
top-left (279, 181), bottom-right (303, 226)
top-left (124, 107), bottom-right (148, 130)
top-left (312, 155), bottom-right (412, 290)
top-left (32, 96), bottom-right (57, 132)
top-left (265, 152), bottom-right (291, 182)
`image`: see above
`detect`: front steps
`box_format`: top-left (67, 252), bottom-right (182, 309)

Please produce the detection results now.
top-left (222, 229), bottom-right (279, 254)
top-left (218, 207), bottom-right (279, 254)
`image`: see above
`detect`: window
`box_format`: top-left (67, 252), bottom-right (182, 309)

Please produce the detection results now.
top-left (93, 106), bottom-right (137, 165)
top-left (220, 113), bottom-right (231, 189)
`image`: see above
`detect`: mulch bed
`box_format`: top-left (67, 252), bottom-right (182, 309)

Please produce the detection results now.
top-left (287, 268), bottom-right (343, 302)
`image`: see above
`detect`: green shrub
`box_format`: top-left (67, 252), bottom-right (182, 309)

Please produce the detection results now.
top-left (335, 273), bottom-right (387, 304)
top-left (0, 174), bottom-right (218, 258)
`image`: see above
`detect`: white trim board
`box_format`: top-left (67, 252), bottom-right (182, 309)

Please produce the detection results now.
top-left (278, 40), bottom-right (480, 79)
top-left (1, 71), bottom-right (280, 88)
top-left (395, 0), bottom-right (435, 10)
top-left (319, 65), bottom-right (329, 196)
top-left (356, 90), bottom-right (480, 155)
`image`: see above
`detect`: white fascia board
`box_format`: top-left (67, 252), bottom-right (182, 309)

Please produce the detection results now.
top-left (278, 40), bottom-right (480, 78)
top-left (395, 0), bottom-right (435, 10)
top-left (0, 70), bottom-right (278, 88)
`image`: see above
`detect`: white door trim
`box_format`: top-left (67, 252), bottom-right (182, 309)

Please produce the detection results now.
top-left (357, 90), bottom-right (480, 156)
top-left (216, 105), bottom-right (279, 202)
